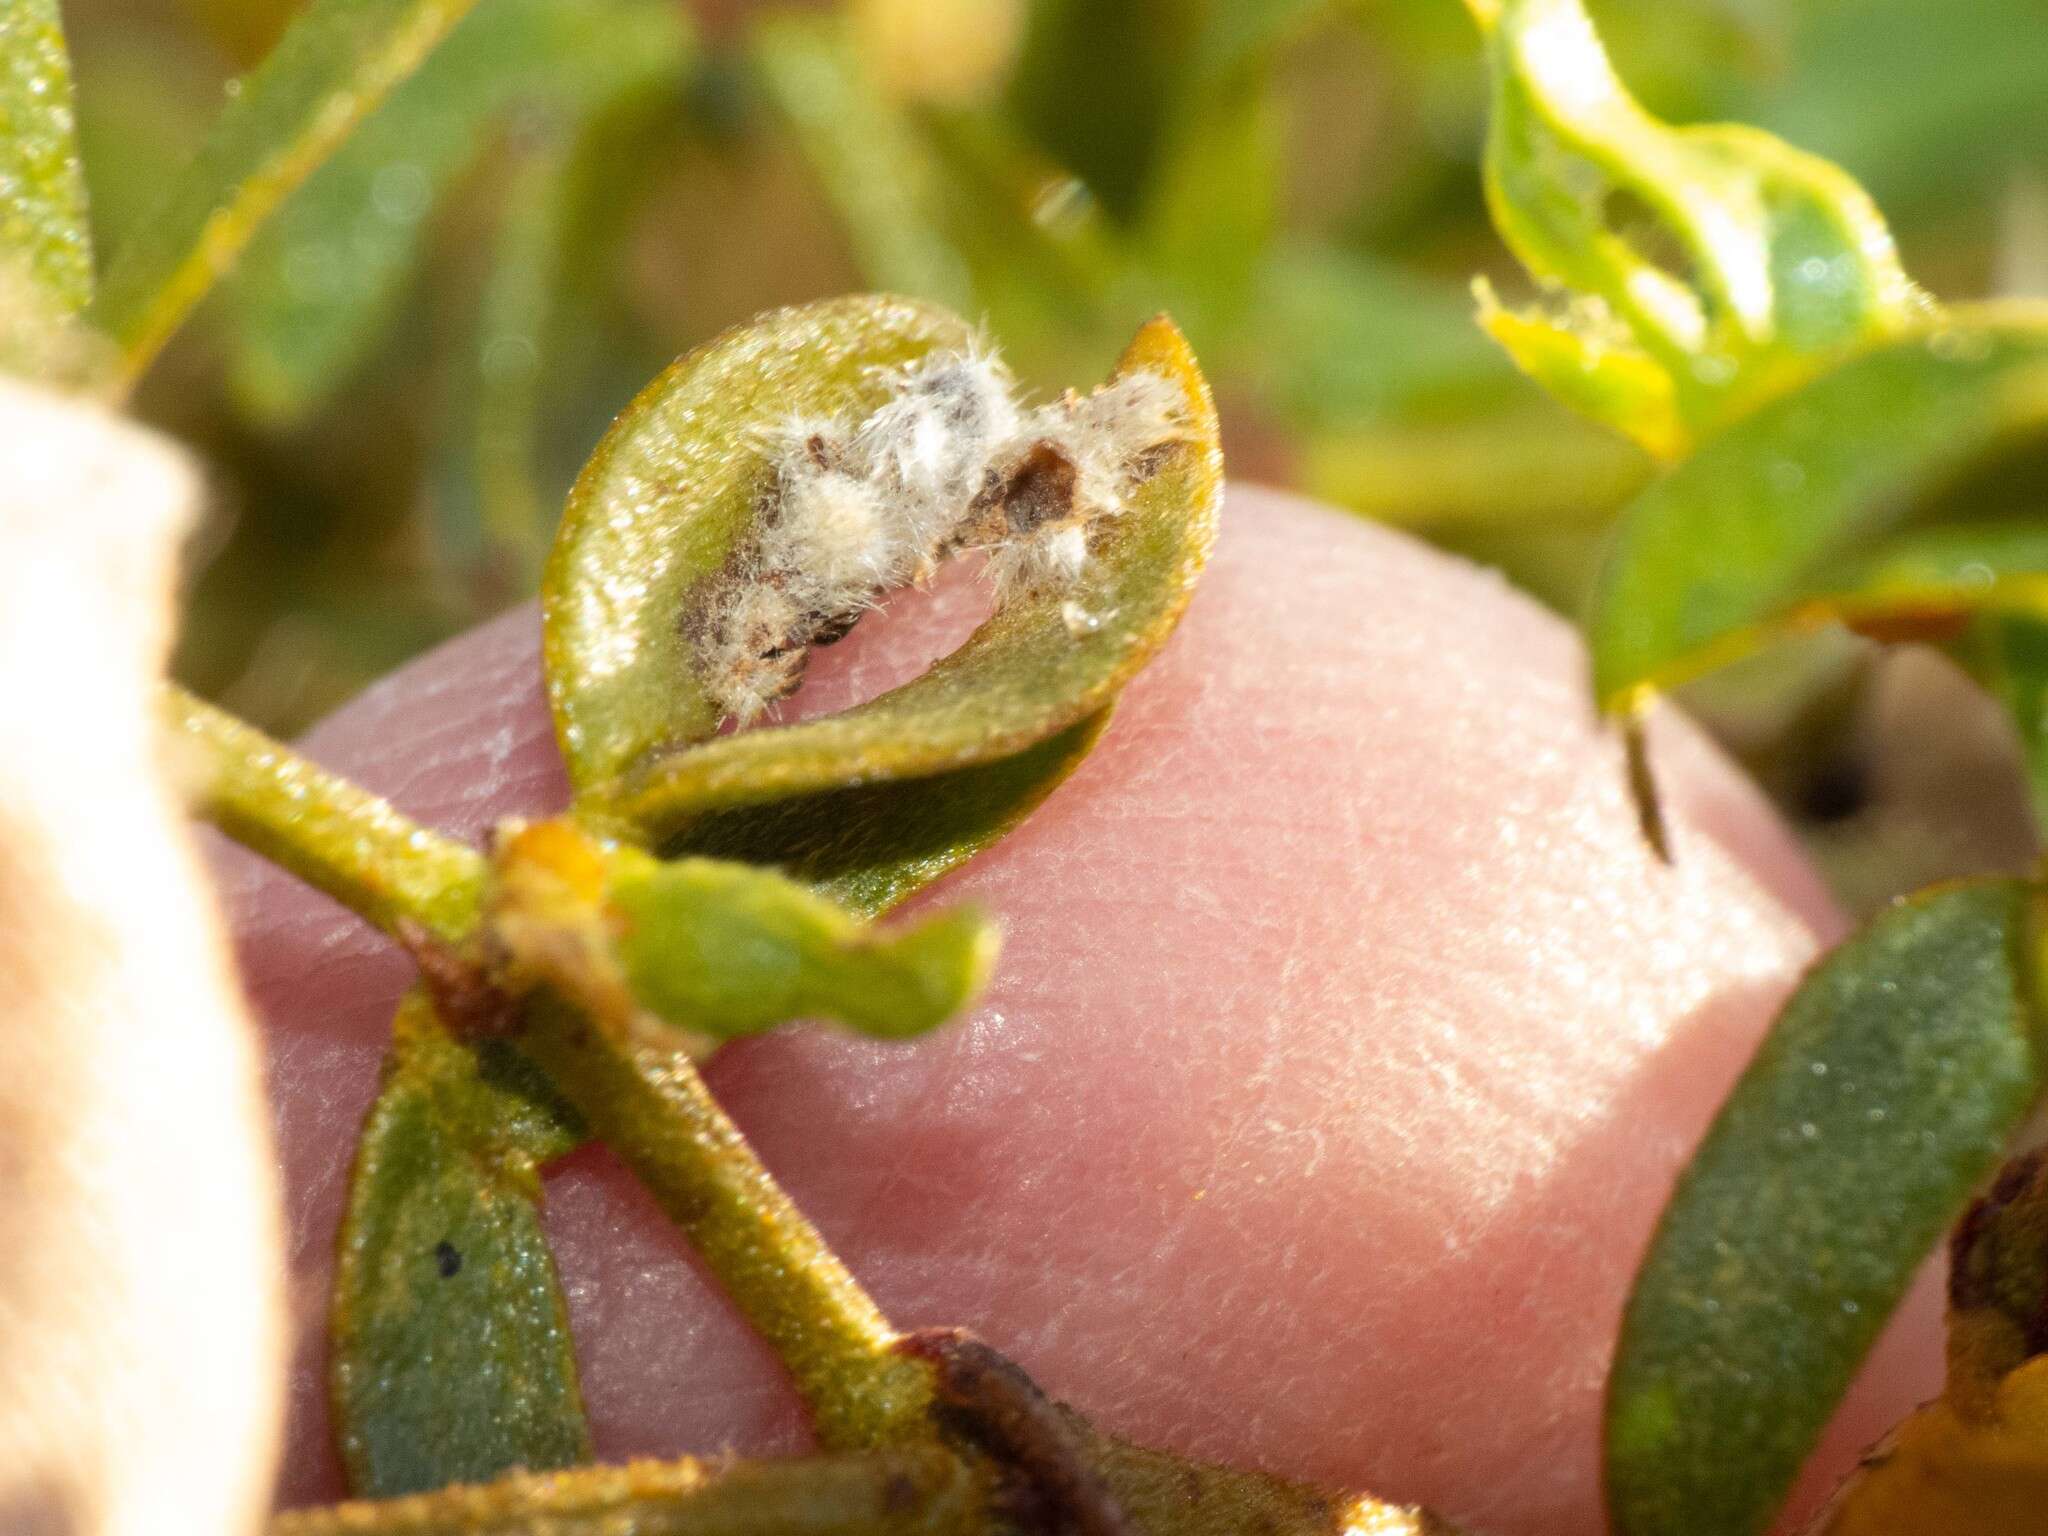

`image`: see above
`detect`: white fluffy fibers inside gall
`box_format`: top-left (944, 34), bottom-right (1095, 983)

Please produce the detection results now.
top-left (701, 347), bottom-right (1186, 724)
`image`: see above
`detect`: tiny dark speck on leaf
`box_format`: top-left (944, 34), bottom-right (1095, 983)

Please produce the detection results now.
top-left (434, 1240), bottom-right (463, 1278)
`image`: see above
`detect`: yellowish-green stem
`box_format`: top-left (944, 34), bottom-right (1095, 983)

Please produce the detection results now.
top-left (519, 997), bottom-right (935, 1448)
top-left (269, 1446), bottom-right (983, 1536)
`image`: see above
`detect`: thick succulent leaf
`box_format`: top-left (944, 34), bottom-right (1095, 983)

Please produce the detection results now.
top-left (543, 294), bottom-right (977, 797)
top-left (1468, 0), bottom-right (1922, 455)
top-left (607, 849), bottom-right (997, 1042)
top-left (672, 711), bottom-right (1107, 919)
top-left (752, 15), bottom-right (975, 314)
top-left (332, 990), bottom-right (590, 1498)
top-left (1607, 879), bottom-right (2048, 1536)
top-left (91, 0), bottom-right (484, 381)
top-left (0, 0), bottom-right (92, 318)
top-left (488, 821), bottom-right (998, 1044)
top-left (598, 313), bottom-right (1221, 842)
top-left (1587, 306), bottom-right (2048, 709)
top-left (229, 0), bottom-right (689, 424)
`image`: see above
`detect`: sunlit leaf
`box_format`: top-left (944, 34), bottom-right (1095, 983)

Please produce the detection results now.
top-left (488, 820), bottom-right (998, 1045)
top-left (592, 311), bottom-right (1221, 844)
top-left (543, 294), bottom-right (978, 797)
top-left (92, 0), bottom-right (485, 383)
top-left (228, 0), bottom-right (690, 424)
top-left (1467, 0), bottom-right (1924, 456)
top-left (1587, 306), bottom-right (2048, 709)
top-left (0, 0), bottom-right (92, 317)
top-left (752, 13), bottom-right (975, 314)
top-left (1607, 878), bottom-right (2048, 1536)
top-left (332, 990), bottom-right (590, 1498)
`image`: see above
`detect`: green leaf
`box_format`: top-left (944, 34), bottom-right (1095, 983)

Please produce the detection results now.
top-left (606, 848), bottom-right (998, 1042)
top-left (1607, 879), bottom-right (2048, 1536)
top-left (752, 15), bottom-right (975, 315)
top-left (229, 0), bottom-right (690, 424)
top-left (332, 990), bottom-right (591, 1498)
top-left (1956, 613), bottom-right (2048, 843)
top-left (486, 821), bottom-right (999, 1044)
top-left (1587, 305), bottom-right (2048, 708)
top-left (672, 711), bottom-right (1108, 919)
top-left (91, 0), bottom-right (485, 383)
top-left (0, 0), bottom-right (92, 316)
top-left (1467, 0), bottom-right (1923, 456)
top-left (543, 294), bottom-right (978, 797)
top-left (592, 310), bottom-right (1222, 844)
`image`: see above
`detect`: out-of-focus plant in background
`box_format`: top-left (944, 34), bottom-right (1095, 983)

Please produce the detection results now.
top-left (67, 0), bottom-right (2048, 909)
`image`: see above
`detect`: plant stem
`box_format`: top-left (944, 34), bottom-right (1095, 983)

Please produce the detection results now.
top-left (519, 997), bottom-right (934, 1449)
top-left (268, 1446), bottom-right (983, 1536)
top-left (161, 682), bottom-right (485, 942)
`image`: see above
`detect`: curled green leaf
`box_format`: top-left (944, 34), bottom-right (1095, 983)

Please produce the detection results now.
top-left (1607, 879), bottom-right (2048, 1536)
top-left (92, 0), bottom-right (485, 384)
top-left (1468, 0), bottom-right (1923, 455)
top-left (1587, 304), bottom-right (2048, 709)
top-left (578, 309), bottom-right (1220, 844)
top-left (487, 819), bottom-right (998, 1045)
top-left (543, 294), bottom-right (979, 797)
top-left (332, 990), bottom-right (590, 1498)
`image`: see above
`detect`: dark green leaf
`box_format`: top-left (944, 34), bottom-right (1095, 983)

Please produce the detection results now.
top-left (229, 0), bottom-right (690, 424)
top-left (92, 0), bottom-right (485, 381)
top-left (672, 711), bottom-right (1108, 919)
top-left (332, 990), bottom-right (590, 1498)
top-left (0, 0), bottom-right (92, 316)
top-left (1607, 879), bottom-right (2047, 1536)
top-left (1587, 306), bottom-right (2048, 707)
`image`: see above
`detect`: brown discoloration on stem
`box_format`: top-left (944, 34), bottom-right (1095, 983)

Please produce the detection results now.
top-left (395, 921), bottom-right (519, 1040)
top-left (895, 1328), bottom-right (1135, 1536)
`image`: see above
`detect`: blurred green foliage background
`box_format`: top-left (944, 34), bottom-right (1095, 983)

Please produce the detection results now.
top-left (67, 0), bottom-right (2048, 906)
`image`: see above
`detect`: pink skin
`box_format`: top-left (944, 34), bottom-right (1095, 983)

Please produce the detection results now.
top-left (217, 487), bottom-right (1942, 1534)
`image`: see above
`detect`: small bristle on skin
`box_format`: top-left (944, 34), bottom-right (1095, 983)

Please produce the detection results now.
top-left (704, 347), bottom-right (1188, 724)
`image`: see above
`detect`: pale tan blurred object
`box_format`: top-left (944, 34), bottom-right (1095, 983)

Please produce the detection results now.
top-left (0, 379), bottom-right (282, 1534)
top-left (850, 0), bottom-right (1023, 106)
